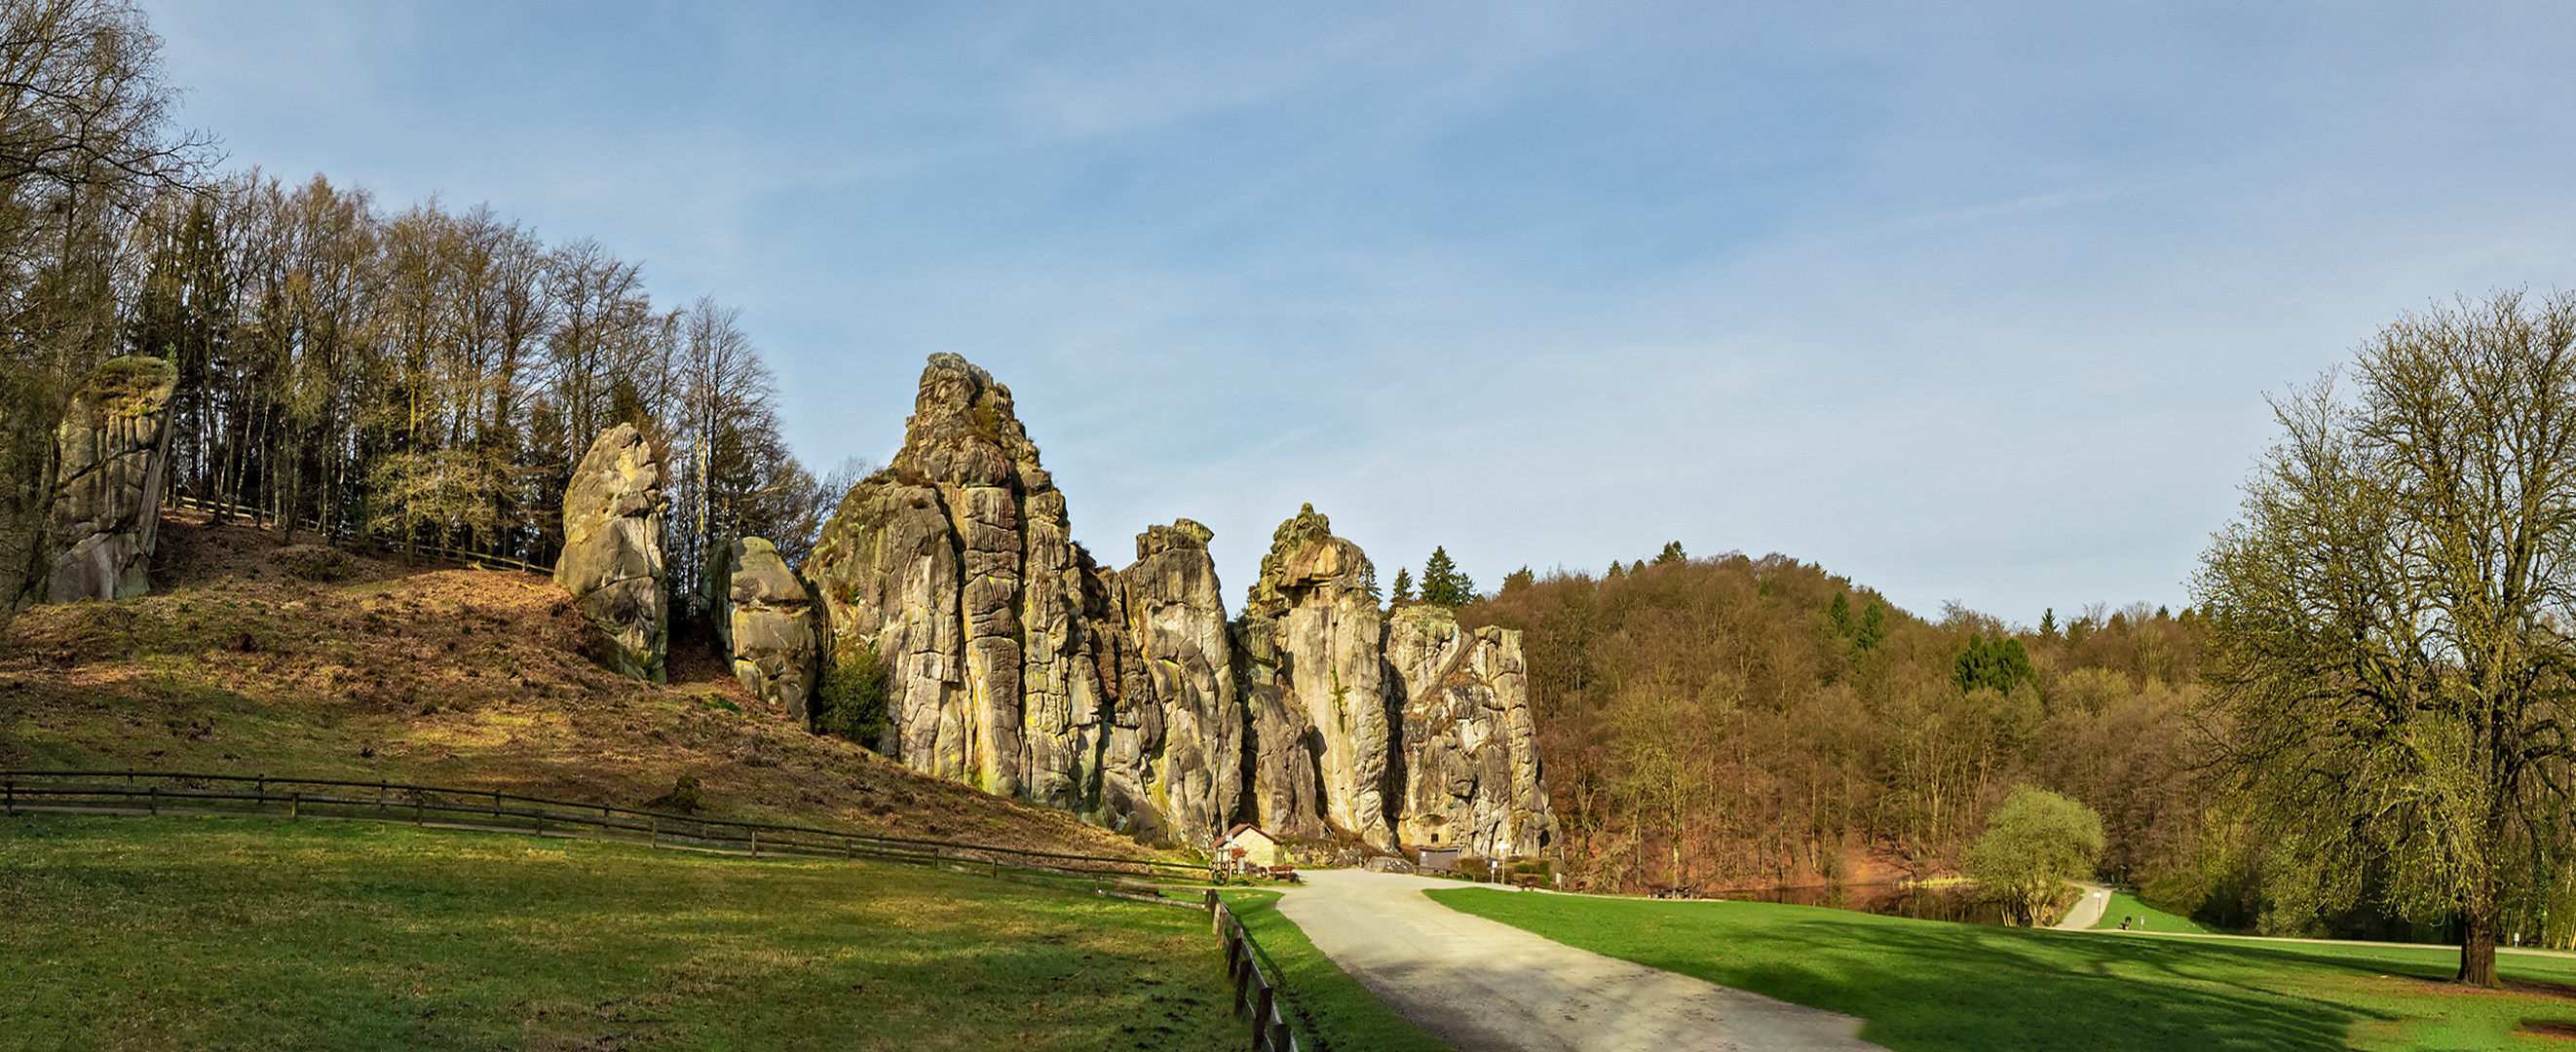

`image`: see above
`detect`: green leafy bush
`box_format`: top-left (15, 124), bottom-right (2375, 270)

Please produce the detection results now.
top-left (815, 642), bottom-right (890, 745)
top-left (1966, 785), bottom-right (2104, 924)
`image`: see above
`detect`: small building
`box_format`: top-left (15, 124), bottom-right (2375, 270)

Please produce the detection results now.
top-left (1214, 824), bottom-right (1282, 873)
top-left (1416, 845), bottom-right (1460, 874)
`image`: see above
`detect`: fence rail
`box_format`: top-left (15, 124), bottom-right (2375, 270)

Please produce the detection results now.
top-left (1209, 891), bottom-right (1308, 1052)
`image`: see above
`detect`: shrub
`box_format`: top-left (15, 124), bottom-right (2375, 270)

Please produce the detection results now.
top-left (1966, 785), bottom-right (2104, 924)
top-left (815, 642), bottom-right (890, 745)
top-left (645, 774), bottom-right (702, 813)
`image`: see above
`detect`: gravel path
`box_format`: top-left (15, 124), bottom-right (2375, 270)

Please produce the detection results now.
top-left (2053, 882), bottom-right (2113, 931)
top-left (1277, 870), bottom-right (1888, 1052)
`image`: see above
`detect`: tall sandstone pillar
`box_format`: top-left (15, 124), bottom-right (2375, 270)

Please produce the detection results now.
top-left (36, 356), bottom-right (178, 605)
top-left (807, 354), bottom-right (1101, 802)
top-left (1106, 519), bottom-right (1244, 848)
top-left (1235, 505), bottom-right (1393, 848)
top-left (554, 423), bottom-right (668, 683)
top-left (1384, 606), bottom-right (1560, 860)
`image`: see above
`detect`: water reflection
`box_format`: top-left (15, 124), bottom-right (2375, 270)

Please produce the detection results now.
top-left (1711, 883), bottom-right (2019, 926)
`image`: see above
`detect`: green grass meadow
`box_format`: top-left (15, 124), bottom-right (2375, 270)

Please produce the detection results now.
top-left (1216, 890), bottom-right (1452, 1052)
top-left (1430, 887), bottom-right (2576, 1052)
top-left (0, 813), bottom-right (1241, 1051)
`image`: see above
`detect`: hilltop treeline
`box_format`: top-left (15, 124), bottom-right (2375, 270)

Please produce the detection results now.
top-left (1462, 554), bottom-right (2208, 898)
top-left (0, 0), bottom-right (829, 620)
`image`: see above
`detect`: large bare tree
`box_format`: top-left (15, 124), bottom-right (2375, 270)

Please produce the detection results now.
top-left (2196, 288), bottom-right (2576, 986)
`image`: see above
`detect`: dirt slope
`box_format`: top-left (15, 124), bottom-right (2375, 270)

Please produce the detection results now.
top-left (0, 509), bottom-right (1165, 862)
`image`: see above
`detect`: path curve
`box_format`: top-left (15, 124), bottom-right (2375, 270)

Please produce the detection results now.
top-left (1276, 870), bottom-right (1888, 1052)
top-left (2052, 882), bottom-right (2112, 931)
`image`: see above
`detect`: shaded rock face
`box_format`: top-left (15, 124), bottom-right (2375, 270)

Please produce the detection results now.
top-left (38, 357), bottom-right (178, 605)
top-left (554, 424), bottom-right (667, 683)
top-left (707, 537), bottom-right (819, 720)
top-left (1107, 520), bottom-right (1243, 848)
top-left (806, 353), bottom-right (1104, 803)
top-left (1236, 504), bottom-right (1392, 848)
top-left (1385, 606), bottom-right (1560, 860)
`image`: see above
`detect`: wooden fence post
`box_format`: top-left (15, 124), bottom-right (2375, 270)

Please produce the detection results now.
top-left (289, 792), bottom-right (300, 819)
top-left (148, 784), bottom-right (158, 815)
top-left (750, 830), bottom-right (758, 857)
top-left (651, 817), bottom-right (660, 848)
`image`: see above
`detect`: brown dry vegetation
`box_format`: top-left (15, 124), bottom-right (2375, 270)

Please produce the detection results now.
top-left (1463, 552), bottom-right (2209, 901)
top-left (0, 509), bottom-right (1166, 862)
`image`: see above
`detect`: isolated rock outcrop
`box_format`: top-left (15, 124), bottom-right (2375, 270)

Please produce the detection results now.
top-left (1103, 519), bottom-right (1244, 847)
top-left (554, 423), bottom-right (668, 683)
top-left (1236, 504), bottom-right (1393, 848)
top-left (807, 354), bottom-right (1107, 803)
top-left (707, 537), bottom-right (819, 720)
top-left (37, 356), bottom-right (177, 604)
top-left (1385, 605), bottom-right (1560, 860)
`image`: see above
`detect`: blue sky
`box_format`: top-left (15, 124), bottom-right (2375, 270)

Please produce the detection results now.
top-left (141, 2), bottom-right (2576, 624)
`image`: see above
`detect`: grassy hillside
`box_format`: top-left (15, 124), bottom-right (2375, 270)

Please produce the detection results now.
top-left (1430, 887), bottom-right (2576, 1051)
top-left (0, 510), bottom-right (1152, 862)
top-left (0, 814), bottom-right (1235, 1051)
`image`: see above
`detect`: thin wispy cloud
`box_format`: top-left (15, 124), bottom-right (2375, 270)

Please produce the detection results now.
top-left (142, 1), bottom-right (2576, 621)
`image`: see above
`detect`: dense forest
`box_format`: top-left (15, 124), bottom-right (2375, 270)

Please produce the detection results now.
top-left (1460, 555), bottom-right (2206, 898)
top-left (1457, 542), bottom-right (2576, 954)
top-left (0, 0), bottom-right (835, 624)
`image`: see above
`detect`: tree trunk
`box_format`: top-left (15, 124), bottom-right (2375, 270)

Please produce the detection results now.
top-left (2458, 872), bottom-right (2499, 988)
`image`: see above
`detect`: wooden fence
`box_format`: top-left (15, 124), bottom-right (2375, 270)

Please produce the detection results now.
top-left (1210, 891), bottom-right (1307, 1052)
top-left (1, 768), bottom-right (1313, 1050)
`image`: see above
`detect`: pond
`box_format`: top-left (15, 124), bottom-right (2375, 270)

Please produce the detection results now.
top-left (1708, 882), bottom-right (2022, 926)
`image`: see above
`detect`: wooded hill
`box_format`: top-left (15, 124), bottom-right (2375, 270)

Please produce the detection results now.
top-left (0, 1), bottom-right (835, 624)
top-left (1461, 553), bottom-right (2209, 905)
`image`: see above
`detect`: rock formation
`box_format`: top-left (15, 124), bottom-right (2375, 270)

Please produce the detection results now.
top-left (806, 353), bottom-right (1103, 802)
top-left (554, 423), bottom-right (668, 683)
top-left (801, 354), bottom-right (1557, 859)
top-left (1235, 505), bottom-right (1392, 847)
top-left (36, 356), bottom-right (177, 604)
top-left (1384, 606), bottom-right (1560, 860)
top-left (1105, 519), bottom-right (1243, 847)
top-left (707, 537), bottom-right (819, 720)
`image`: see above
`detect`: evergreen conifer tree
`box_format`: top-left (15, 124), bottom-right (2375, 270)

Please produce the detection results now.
top-left (1420, 546), bottom-right (1475, 607)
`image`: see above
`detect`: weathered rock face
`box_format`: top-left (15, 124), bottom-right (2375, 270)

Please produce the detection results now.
top-left (554, 424), bottom-right (668, 683)
top-left (1105, 519), bottom-right (1243, 848)
top-left (1236, 504), bottom-right (1393, 848)
top-left (38, 357), bottom-right (177, 605)
top-left (806, 353), bottom-right (1104, 803)
top-left (1234, 618), bottom-right (1325, 841)
top-left (1385, 606), bottom-right (1560, 860)
top-left (799, 354), bottom-right (1561, 859)
top-left (707, 537), bottom-right (819, 720)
